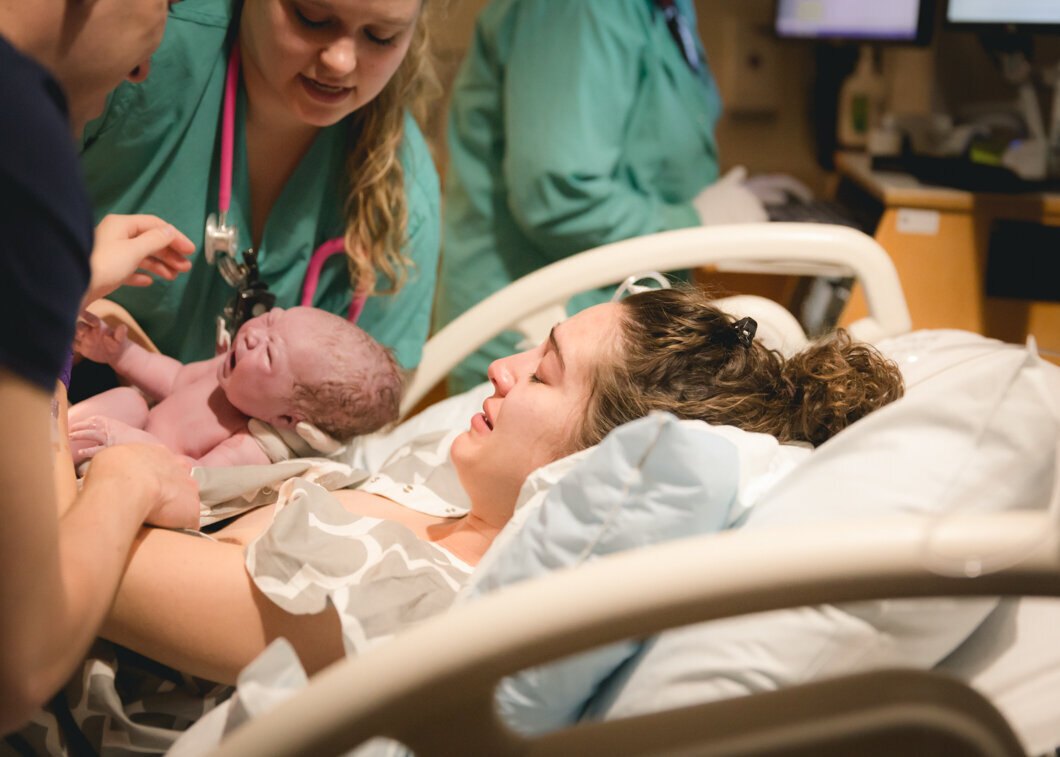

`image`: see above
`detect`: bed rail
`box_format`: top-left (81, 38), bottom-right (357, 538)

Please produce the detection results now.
top-left (403, 223), bottom-right (911, 416)
top-left (208, 511), bottom-right (1059, 757)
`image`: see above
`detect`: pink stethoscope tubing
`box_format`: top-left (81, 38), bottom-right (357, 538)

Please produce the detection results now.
top-left (218, 44), bottom-right (366, 324)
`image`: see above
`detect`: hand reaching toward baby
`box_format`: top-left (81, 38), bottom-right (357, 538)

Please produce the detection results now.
top-left (74, 312), bottom-right (128, 365)
top-left (81, 214), bottom-right (195, 309)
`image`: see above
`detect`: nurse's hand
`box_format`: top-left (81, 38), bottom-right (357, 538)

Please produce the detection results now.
top-left (81, 214), bottom-right (195, 309)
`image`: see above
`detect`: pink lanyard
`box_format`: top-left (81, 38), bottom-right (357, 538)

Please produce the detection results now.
top-left (220, 44), bottom-right (366, 324)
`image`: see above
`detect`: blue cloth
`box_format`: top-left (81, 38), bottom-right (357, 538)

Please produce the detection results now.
top-left (80, 0), bottom-right (440, 369)
top-left (435, 0), bottom-right (722, 392)
top-left (466, 413), bottom-right (739, 734)
top-left (0, 35), bottom-right (92, 391)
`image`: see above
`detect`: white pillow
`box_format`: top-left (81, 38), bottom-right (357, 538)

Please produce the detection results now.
top-left (464, 413), bottom-right (809, 735)
top-left (586, 332), bottom-right (1059, 730)
top-left (342, 382), bottom-right (493, 474)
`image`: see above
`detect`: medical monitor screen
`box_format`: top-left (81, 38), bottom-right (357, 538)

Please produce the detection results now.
top-left (775, 0), bottom-right (932, 44)
top-left (946, 0), bottom-right (1060, 28)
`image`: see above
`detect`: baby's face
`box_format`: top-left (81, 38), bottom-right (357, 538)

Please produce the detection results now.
top-left (218, 307), bottom-right (335, 426)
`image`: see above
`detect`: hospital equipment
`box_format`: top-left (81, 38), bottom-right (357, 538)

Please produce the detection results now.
top-left (200, 222), bottom-right (1059, 756)
top-left (204, 44), bottom-right (365, 348)
top-left (774, 0), bottom-right (935, 46)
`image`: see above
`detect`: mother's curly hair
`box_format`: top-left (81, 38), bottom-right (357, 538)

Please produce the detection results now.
top-left (575, 287), bottom-right (904, 449)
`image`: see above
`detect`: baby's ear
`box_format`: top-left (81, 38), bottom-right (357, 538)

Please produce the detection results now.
top-left (270, 412), bottom-right (303, 430)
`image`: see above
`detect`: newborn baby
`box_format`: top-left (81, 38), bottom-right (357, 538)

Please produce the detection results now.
top-left (69, 307), bottom-right (401, 467)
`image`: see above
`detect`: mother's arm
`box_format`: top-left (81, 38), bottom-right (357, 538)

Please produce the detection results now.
top-left (101, 526), bottom-right (345, 685)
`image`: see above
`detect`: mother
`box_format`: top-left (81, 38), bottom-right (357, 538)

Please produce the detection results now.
top-left (79, 0), bottom-right (440, 368)
top-left (101, 288), bottom-right (903, 694)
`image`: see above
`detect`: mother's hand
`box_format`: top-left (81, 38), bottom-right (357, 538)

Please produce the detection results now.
top-left (81, 214), bottom-right (195, 309)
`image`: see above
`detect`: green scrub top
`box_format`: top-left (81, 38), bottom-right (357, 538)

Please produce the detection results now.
top-left (80, 0), bottom-right (440, 369)
top-left (435, 0), bottom-right (722, 392)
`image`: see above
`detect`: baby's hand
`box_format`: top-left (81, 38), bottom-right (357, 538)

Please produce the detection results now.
top-left (68, 415), bottom-right (141, 465)
top-left (74, 312), bottom-right (128, 365)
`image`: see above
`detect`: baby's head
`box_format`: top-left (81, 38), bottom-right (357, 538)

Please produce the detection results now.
top-left (218, 307), bottom-right (402, 439)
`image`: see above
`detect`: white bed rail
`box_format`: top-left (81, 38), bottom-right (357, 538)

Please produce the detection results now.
top-left (208, 511), bottom-right (1059, 757)
top-left (403, 223), bottom-right (911, 416)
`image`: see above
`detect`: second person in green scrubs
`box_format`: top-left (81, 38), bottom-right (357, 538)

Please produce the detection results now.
top-left (80, 0), bottom-right (441, 370)
top-left (435, 0), bottom-right (724, 393)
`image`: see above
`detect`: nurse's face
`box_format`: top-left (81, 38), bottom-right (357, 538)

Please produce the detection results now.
top-left (449, 304), bottom-right (622, 523)
top-left (53, 0), bottom-right (173, 134)
top-left (239, 0), bottom-right (421, 129)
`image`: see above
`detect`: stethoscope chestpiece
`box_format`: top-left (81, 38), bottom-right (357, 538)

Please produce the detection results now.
top-left (205, 212), bottom-right (250, 287)
top-left (204, 211), bottom-right (239, 266)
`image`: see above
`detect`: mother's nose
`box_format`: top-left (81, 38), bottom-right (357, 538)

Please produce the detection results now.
top-left (487, 358), bottom-right (515, 395)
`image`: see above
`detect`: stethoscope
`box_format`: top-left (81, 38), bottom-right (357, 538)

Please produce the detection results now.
top-left (204, 43), bottom-right (367, 350)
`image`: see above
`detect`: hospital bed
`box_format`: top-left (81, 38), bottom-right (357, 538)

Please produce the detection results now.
top-left (205, 223), bottom-right (1059, 757)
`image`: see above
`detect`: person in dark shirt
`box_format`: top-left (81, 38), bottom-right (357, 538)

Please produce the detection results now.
top-left (0, 0), bottom-right (201, 734)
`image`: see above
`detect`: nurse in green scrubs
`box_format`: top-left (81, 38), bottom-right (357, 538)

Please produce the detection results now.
top-left (80, 0), bottom-right (440, 370)
top-left (435, 0), bottom-right (723, 393)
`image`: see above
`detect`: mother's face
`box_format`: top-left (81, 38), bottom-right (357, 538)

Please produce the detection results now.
top-left (239, 0), bottom-right (420, 129)
top-left (450, 303), bottom-right (622, 519)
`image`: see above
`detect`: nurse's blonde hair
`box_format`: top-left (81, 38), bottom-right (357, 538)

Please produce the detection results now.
top-left (342, 0), bottom-right (440, 297)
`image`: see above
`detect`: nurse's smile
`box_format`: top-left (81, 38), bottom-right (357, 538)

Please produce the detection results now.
top-left (298, 73), bottom-right (352, 104)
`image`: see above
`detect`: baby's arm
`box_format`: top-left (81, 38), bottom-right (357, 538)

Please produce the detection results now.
top-left (194, 432), bottom-right (272, 468)
top-left (74, 313), bottom-right (186, 402)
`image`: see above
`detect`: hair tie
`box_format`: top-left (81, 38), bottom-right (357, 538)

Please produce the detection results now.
top-left (733, 316), bottom-right (757, 347)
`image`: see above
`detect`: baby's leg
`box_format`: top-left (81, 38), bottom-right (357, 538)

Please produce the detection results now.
top-left (69, 386), bottom-right (149, 429)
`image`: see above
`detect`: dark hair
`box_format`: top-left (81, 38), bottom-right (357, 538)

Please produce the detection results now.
top-left (291, 326), bottom-right (402, 439)
top-left (576, 286), bottom-right (904, 449)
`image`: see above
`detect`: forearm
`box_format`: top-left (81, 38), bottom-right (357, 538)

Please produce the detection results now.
top-left (110, 342), bottom-right (183, 401)
top-left (508, 174), bottom-right (700, 259)
top-left (52, 380), bottom-right (78, 517)
top-left (103, 527), bottom-right (344, 685)
top-left (0, 379), bottom-right (155, 732)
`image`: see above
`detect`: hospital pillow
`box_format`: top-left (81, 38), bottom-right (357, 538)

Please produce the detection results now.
top-left (463, 412), bottom-right (811, 735)
top-left (584, 331), bottom-right (1060, 732)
